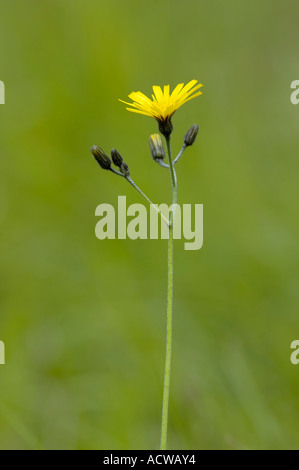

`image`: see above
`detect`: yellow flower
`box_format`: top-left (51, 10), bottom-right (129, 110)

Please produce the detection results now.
top-left (119, 80), bottom-right (203, 136)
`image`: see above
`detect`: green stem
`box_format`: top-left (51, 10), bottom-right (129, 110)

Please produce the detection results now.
top-left (126, 176), bottom-right (170, 227)
top-left (160, 135), bottom-right (177, 450)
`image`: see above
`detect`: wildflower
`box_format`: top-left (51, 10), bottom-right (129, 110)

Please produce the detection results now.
top-left (119, 80), bottom-right (203, 137)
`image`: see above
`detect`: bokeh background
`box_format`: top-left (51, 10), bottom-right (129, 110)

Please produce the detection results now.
top-left (0, 0), bottom-right (299, 450)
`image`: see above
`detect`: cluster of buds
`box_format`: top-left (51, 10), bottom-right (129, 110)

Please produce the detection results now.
top-left (91, 124), bottom-right (199, 178)
top-left (91, 145), bottom-right (130, 177)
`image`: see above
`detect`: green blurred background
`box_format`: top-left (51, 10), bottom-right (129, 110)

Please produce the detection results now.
top-left (0, 0), bottom-right (299, 450)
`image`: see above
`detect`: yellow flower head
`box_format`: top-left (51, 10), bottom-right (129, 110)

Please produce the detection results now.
top-left (119, 79), bottom-right (203, 137)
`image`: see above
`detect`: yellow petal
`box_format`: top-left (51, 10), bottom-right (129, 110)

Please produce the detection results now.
top-left (178, 80), bottom-right (198, 97)
top-left (152, 86), bottom-right (163, 102)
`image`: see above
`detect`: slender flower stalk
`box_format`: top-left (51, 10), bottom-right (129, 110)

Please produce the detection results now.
top-left (160, 134), bottom-right (177, 450)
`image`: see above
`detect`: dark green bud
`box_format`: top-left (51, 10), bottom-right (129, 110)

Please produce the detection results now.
top-left (111, 148), bottom-right (123, 167)
top-left (110, 148), bottom-right (130, 176)
top-left (91, 145), bottom-right (111, 170)
top-left (184, 124), bottom-right (199, 147)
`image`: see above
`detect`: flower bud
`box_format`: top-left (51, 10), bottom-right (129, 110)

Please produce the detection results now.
top-left (110, 148), bottom-right (130, 176)
top-left (149, 134), bottom-right (165, 161)
top-left (91, 145), bottom-right (111, 170)
top-left (111, 148), bottom-right (123, 167)
top-left (184, 124), bottom-right (199, 147)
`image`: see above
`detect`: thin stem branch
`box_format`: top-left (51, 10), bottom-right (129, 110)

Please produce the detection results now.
top-left (173, 143), bottom-right (187, 166)
top-left (125, 176), bottom-right (170, 227)
top-left (156, 144), bottom-right (187, 169)
top-left (110, 167), bottom-right (125, 177)
top-left (160, 135), bottom-right (177, 450)
top-left (157, 159), bottom-right (170, 169)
